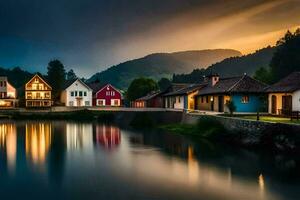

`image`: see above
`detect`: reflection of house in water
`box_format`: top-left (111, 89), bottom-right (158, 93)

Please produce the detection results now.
top-left (25, 123), bottom-right (52, 164)
top-left (0, 123), bottom-right (17, 172)
top-left (94, 125), bottom-right (121, 149)
top-left (66, 123), bottom-right (93, 150)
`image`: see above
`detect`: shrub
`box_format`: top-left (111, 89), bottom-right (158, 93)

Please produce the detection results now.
top-left (196, 117), bottom-right (227, 139)
top-left (226, 100), bottom-right (236, 116)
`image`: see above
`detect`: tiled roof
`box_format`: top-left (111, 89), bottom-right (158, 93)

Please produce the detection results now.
top-left (164, 83), bottom-right (207, 96)
top-left (265, 72), bottom-right (300, 93)
top-left (136, 91), bottom-right (162, 101)
top-left (197, 75), bottom-right (267, 95)
top-left (87, 82), bottom-right (106, 94)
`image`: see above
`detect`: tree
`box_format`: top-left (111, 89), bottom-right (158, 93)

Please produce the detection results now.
top-left (158, 78), bottom-right (172, 92)
top-left (226, 100), bottom-right (236, 116)
top-left (66, 69), bottom-right (77, 80)
top-left (47, 59), bottom-right (66, 102)
top-left (270, 29), bottom-right (300, 82)
top-left (253, 67), bottom-right (272, 84)
top-left (126, 78), bottom-right (158, 101)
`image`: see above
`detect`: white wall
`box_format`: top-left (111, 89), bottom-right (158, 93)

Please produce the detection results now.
top-left (62, 80), bottom-right (92, 107)
top-left (174, 96), bottom-right (184, 110)
top-left (292, 90), bottom-right (300, 111)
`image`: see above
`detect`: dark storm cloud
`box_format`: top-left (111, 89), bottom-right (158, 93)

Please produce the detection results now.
top-left (0, 0), bottom-right (299, 77)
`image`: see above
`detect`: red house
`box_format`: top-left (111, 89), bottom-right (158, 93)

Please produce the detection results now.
top-left (88, 83), bottom-right (122, 106)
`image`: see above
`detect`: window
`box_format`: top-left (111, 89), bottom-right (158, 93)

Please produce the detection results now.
top-left (106, 91), bottom-right (110, 96)
top-left (111, 91), bottom-right (115, 96)
top-left (3, 81), bottom-right (6, 87)
top-left (85, 101), bottom-right (90, 106)
top-left (201, 97), bottom-right (204, 103)
top-left (69, 101), bottom-right (74, 106)
top-left (114, 99), bottom-right (119, 106)
top-left (79, 91), bottom-right (83, 96)
top-left (84, 91), bottom-right (87, 96)
top-left (75, 91), bottom-right (78, 96)
top-left (71, 91), bottom-right (74, 96)
top-left (97, 99), bottom-right (105, 106)
top-left (241, 95), bottom-right (249, 103)
top-left (206, 96), bottom-right (209, 103)
top-left (0, 81), bottom-right (2, 87)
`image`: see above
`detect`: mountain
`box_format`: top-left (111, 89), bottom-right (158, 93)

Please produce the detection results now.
top-left (88, 49), bottom-right (242, 89)
top-left (172, 46), bottom-right (276, 83)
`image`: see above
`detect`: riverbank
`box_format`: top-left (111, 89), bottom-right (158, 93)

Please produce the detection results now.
top-left (162, 113), bottom-right (300, 154)
top-left (0, 108), bottom-right (299, 153)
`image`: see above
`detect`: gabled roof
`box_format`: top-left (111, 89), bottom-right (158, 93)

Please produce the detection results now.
top-left (87, 82), bottom-right (106, 94)
top-left (265, 72), bottom-right (300, 93)
top-left (26, 74), bottom-right (52, 89)
top-left (62, 78), bottom-right (92, 91)
top-left (197, 75), bottom-right (267, 95)
top-left (164, 83), bottom-right (207, 96)
top-left (136, 91), bottom-right (162, 101)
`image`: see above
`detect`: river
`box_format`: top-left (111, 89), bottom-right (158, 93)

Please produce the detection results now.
top-left (0, 120), bottom-right (298, 200)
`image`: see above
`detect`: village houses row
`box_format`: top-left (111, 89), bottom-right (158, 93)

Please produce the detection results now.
top-left (133, 72), bottom-right (300, 116)
top-left (0, 74), bottom-right (122, 108)
top-left (1, 72), bottom-right (300, 116)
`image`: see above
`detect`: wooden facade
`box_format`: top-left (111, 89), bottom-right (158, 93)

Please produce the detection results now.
top-left (0, 77), bottom-right (18, 107)
top-left (25, 74), bottom-right (52, 107)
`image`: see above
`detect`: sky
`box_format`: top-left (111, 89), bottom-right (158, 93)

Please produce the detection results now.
top-left (0, 0), bottom-right (300, 77)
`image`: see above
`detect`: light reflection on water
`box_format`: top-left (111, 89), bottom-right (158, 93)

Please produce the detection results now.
top-left (0, 120), bottom-right (298, 200)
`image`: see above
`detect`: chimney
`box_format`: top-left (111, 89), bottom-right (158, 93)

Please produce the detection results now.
top-left (204, 73), bottom-right (219, 86)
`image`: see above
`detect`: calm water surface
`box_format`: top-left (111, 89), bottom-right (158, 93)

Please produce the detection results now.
top-left (0, 120), bottom-right (299, 200)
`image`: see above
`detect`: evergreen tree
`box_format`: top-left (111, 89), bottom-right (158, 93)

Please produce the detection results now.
top-left (158, 78), bottom-right (171, 92)
top-left (66, 69), bottom-right (77, 80)
top-left (270, 29), bottom-right (300, 82)
top-left (253, 67), bottom-right (272, 84)
top-left (47, 60), bottom-right (66, 102)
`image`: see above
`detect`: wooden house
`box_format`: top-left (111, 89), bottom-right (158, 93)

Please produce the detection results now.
top-left (133, 91), bottom-right (163, 108)
top-left (88, 83), bottom-right (122, 107)
top-left (60, 79), bottom-right (93, 107)
top-left (0, 77), bottom-right (18, 107)
top-left (25, 74), bottom-right (52, 107)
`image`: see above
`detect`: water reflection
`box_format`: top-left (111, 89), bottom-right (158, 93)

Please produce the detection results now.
top-left (94, 124), bottom-right (121, 149)
top-left (66, 123), bottom-right (93, 151)
top-left (0, 123), bottom-right (17, 173)
top-left (0, 121), bottom-right (297, 200)
top-left (25, 123), bottom-right (51, 165)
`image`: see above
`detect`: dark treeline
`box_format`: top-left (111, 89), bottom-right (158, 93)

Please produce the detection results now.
top-left (173, 28), bottom-right (300, 85)
top-left (173, 46), bottom-right (275, 84)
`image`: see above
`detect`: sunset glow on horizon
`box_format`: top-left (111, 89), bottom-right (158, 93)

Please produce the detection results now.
top-left (0, 0), bottom-right (299, 76)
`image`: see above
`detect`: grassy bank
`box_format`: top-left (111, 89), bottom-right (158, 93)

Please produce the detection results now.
top-left (159, 117), bottom-right (230, 141)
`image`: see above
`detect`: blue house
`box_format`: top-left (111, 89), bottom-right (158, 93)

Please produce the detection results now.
top-left (195, 74), bottom-right (268, 113)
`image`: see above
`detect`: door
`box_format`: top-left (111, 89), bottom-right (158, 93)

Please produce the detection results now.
top-left (218, 96), bottom-right (224, 112)
top-left (76, 98), bottom-right (82, 106)
top-left (210, 96), bottom-right (214, 111)
top-left (282, 95), bottom-right (292, 115)
top-left (271, 95), bottom-right (277, 114)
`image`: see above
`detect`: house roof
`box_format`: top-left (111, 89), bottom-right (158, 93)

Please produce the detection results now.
top-left (197, 75), bottom-right (267, 96)
top-left (136, 91), bottom-right (162, 101)
top-left (26, 74), bottom-right (52, 90)
top-left (87, 82), bottom-right (106, 94)
top-left (62, 78), bottom-right (92, 91)
top-left (164, 83), bottom-right (207, 96)
top-left (265, 72), bottom-right (300, 93)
